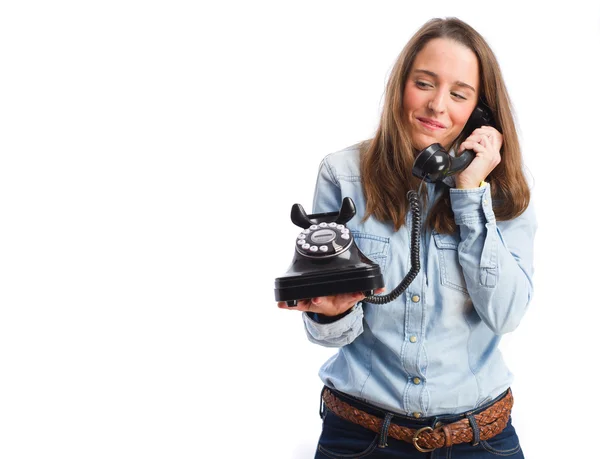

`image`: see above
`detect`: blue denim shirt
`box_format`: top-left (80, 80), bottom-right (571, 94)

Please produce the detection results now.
top-left (302, 144), bottom-right (536, 417)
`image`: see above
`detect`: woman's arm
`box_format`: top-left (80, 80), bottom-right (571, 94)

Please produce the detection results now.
top-left (450, 184), bottom-right (537, 334)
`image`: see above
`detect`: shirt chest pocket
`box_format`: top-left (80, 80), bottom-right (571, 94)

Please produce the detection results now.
top-left (433, 232), bottom-right (469, 295)
top-left (351, 232), bottom-right (390, 274)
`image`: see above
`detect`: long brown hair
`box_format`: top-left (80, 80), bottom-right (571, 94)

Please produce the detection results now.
top-left (360, 17), bottom-right (530, 233)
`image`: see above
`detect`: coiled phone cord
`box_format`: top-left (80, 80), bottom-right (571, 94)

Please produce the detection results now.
top-left (364, 187), bottom-right (422, 305)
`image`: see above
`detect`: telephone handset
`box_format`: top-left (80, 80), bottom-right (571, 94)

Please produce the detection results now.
top-left (412, 104), bottom-right (495, 183)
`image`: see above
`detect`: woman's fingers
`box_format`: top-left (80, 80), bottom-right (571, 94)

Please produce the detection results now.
top-left (458, 139), bottom-right (486, 154)
top-left (470, 127), bottom-right (503, 149)
top-left (278, 287), bottom-right (387, 314)
top-left (310, 294), bottom-right (355, 315)
top-left (277, 299), bottom-right (312, 311)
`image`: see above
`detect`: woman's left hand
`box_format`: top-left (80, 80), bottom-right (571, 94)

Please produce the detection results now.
top-left (455, 126), bottom-right (503, 189)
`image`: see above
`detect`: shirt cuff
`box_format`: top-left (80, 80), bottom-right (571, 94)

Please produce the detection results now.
top-left (302, 303), bottom-right (363, 340)
top-left (450, 183), bottom-right (495, 225)
top-left (306, 305), bottom-right (355, 324)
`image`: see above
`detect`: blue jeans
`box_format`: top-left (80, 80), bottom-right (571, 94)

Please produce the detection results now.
top-left (314, 388), bottom-right (524, 459)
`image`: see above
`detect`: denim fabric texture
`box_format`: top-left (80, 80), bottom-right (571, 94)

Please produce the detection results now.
top-left (302, 145), bottom-right (536, 417)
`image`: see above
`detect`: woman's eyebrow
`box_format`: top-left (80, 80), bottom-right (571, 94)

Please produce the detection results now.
top-left (413, 69), bottom-right (476, 93)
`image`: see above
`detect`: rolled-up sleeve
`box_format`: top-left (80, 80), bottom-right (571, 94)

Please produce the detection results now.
top-left (450, 184), bottom-right (537, 334)
top-left (303, 304), bottom-right (364, 347)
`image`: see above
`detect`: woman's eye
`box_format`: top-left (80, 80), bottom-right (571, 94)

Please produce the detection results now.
top-left (451, 92), bottom-right (467, 100)
top-left (416, 81), bottom-right (432, 89)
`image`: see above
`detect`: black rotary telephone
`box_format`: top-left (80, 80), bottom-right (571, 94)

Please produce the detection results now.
top-left (274, 104), bottom-right (495, 306)
top-left (273, 198), bottom-right (386, 307)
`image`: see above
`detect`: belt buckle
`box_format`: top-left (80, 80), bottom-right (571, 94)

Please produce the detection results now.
top-left (412, 426), bottom-right (436, 453)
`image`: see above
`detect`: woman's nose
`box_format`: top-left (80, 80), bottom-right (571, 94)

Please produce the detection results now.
top-left (427, 92), bottom-right (447, 114)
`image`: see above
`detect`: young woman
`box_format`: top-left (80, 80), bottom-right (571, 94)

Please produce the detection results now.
top-left (278, 17), bottom-right (535, 458)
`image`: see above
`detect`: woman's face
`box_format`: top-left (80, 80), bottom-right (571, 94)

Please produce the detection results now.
top-left (403, 38), bottom-right (480, 152)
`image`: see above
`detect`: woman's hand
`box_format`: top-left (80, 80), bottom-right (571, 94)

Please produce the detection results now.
top-left (277, 288), bottom-right (385, 316)
top-left (455, 126), bottom-right (503, 189)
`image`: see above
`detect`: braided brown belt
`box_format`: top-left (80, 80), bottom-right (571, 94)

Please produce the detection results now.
top-left (322, 388), bottom-right (513, 452)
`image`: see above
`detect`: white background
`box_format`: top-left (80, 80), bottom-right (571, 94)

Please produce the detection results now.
top-left (1, 1), bottom-right (599, 458)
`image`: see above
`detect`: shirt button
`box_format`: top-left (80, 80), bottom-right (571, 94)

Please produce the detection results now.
top-left (413, 377), bottom-right (421, 385)
top-left (413, 412), bottom-right (422, 418)
top-left (409, 336), bottom-right (417, 343)
top-left (483, 199), bottom-right (488, 205)
top-left (411, 295), bottom-right (420, 303)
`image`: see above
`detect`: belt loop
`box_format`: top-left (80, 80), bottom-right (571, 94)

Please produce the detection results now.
top-left (378, 412), bottom-right (394, 448)
top-left (319, 386), bottom-right (327, 419)
top-left (466, 413), bottom-right (480, 446)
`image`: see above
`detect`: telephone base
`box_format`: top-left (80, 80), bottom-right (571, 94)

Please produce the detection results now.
top-left (274, 264), bottom-right (384, 304)
top-left (275, 197), bottom-right (385, 305)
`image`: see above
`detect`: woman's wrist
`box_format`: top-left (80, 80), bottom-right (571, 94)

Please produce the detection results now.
top-left (456, 179), bottom-right (488, 189)
top-left (309, 305), bottom-right (356, 323)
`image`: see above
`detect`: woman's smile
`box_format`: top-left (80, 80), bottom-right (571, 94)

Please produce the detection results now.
top-left (416, 117), bottom-right (447, 130)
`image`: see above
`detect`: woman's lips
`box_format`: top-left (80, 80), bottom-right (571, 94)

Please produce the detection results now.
top-left (417, 117), bottom-right (446, 130)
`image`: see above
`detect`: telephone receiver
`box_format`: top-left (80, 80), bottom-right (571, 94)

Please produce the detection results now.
top-left (412, 104), bottom-right (495, 183)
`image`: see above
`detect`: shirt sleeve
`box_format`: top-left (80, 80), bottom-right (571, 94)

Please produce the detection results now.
top-left (300, 157), bottom-right (366, 347)
top-left (450, 183), bottom-right (537, 334)
top-left (302, 304), bottom-right (365, 347)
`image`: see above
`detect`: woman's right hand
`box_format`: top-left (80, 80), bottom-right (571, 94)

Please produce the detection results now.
top-left (277, 287), bottom-right (385, 316)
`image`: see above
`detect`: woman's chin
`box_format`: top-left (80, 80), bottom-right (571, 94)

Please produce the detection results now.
top-left (413, 140), bottom-right (435, 152)
top-left (413, 136), bottom-right (450, 153)
top-left (411, 133), bottom-right (438, 151)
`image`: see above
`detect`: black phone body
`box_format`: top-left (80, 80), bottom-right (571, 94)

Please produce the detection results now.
top-left (274, 198), bottom-right (384, 306)
top-left (412, 104), bottom-right (495, 183)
